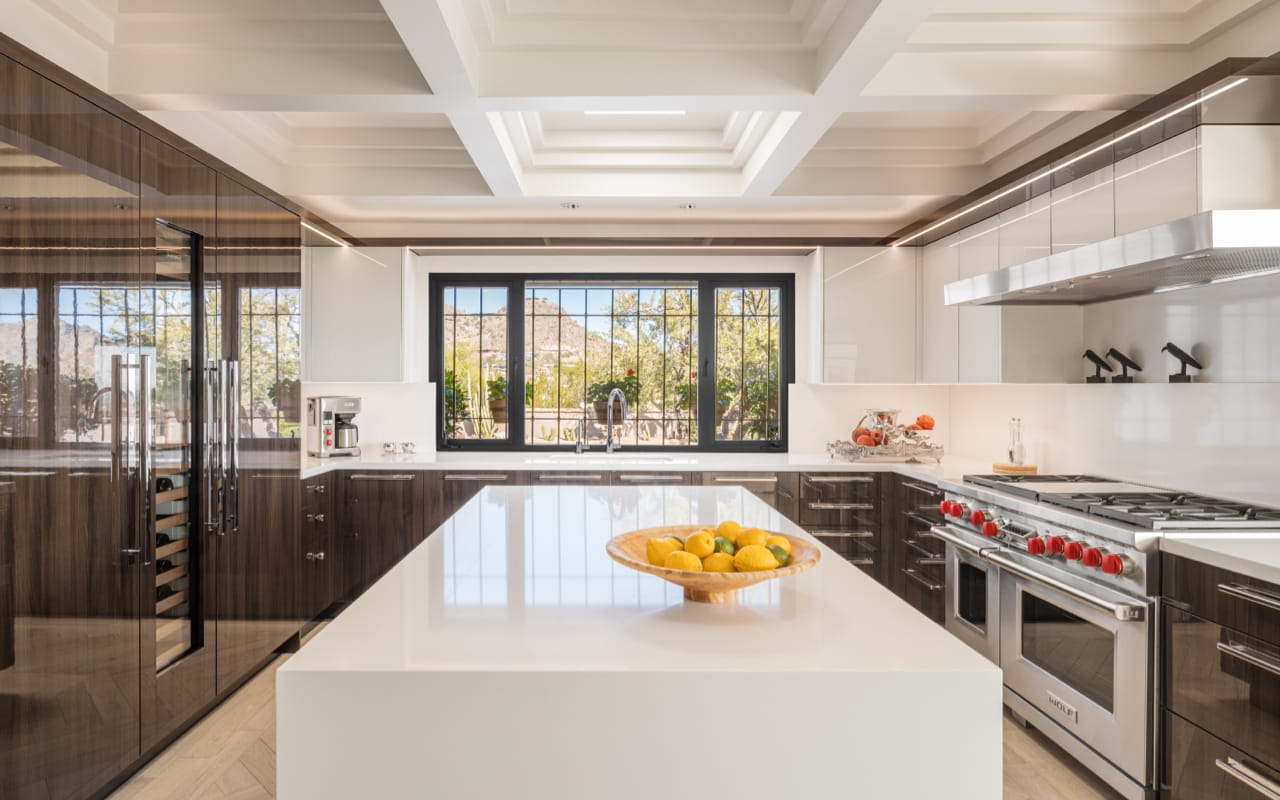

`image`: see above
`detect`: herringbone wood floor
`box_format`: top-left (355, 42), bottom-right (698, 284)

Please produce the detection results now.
top-left (108, 653), bottom-right (1123, 800)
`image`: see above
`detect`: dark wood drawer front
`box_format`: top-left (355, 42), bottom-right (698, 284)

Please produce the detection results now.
top-left (608, 472), bottom-right (693, 486)
top-left (899, 478), bottom-right (945, 520)
top-left (900, 564), bottom-right (945, 624)
top-left (1164, 554), bottom-right (1280, 647)
top-left (800, 473), bottom-right (878, 501)
top-left (1166, 606), bottom-right (1280, 771)
top-left (700, 472), bottom-right (797, 517)
top-left (1166, 712), bottom-right (1280, 800)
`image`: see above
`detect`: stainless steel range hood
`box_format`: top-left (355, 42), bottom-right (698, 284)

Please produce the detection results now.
top-left (944, 210), bottom-right (1280, 306)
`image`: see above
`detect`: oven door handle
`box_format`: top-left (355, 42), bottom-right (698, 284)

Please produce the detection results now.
top-left (931, 525), bottom-right (991, 558)
top-left (984, 551), bottom-right (1146, 621)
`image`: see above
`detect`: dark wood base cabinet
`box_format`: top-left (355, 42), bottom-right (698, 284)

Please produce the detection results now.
top-left (797, 473), bottom-right (883, 580)
top-left (880, 475), bottom-right (945, 624)
top-left (301, 473), bottom-right (339, 629)
top-left (1165, 712), bottom-right (1280, 799)
top-left (339, 472), bottom-right (427, 601)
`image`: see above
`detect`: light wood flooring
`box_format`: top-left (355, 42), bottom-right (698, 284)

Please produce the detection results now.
top-left (108, 654), bottom-right (1124, 800)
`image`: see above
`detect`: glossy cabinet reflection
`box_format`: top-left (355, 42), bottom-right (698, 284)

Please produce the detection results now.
top-left (0, 48), bottom-right (303, 799)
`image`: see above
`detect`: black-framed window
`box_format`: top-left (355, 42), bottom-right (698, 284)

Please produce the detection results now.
top-left (430, 274), bottom-right (793, 452)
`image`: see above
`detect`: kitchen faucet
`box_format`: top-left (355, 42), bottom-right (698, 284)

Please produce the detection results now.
top-left (605, 387), bottom-right (628, 454)
top-left (574, 418), bottom-right (589, 454)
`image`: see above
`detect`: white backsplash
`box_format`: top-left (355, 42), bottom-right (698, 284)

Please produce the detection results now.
top-left (301, 382), bottom-right (436, 454)
top-left (789, 381), bottom-right (1280, 506)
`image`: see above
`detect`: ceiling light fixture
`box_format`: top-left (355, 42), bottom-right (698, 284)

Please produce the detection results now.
top-left (560, 202), bottom-right (580, 209)
top-left (891, 77), bottom-right (1250, 248)
top-left (583, 110), bottom-right (687, 116)
top-left (301, 220), bottom-right (350, 248)
top-left (679, 203), bottom-right (696, 210)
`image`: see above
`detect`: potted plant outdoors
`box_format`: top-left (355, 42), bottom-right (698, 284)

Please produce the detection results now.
top-left (672, 371), bottom-right (733, 425)
top-left (267, 377), bottom-right (301, 423)
top-left (586, 369), bottom-right (640, 423)
top-left (443, 370), bottom-right (471, 436)
top-left (486, 375), bottom-right (509, 424)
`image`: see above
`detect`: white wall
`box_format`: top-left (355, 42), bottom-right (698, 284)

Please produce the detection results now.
top-left (301, 381), bottom-right (436, 455)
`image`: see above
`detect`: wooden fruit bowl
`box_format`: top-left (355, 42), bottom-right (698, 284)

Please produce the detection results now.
top-left (606, 525), bottom-right (822, 604)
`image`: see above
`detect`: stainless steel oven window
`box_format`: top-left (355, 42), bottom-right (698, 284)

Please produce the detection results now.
top-left (957, 560), bottom-right (989, 631)
top-left (1021, 592), bottom-right (1116, 712)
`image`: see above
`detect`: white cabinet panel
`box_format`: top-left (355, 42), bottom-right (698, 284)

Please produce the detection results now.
top-left (1114, 128), bottom-right (1198, 235)
top-left (1201, 125), bottom-right (1280, 211)
top-left (998, 194), bottom-right (1051, 268)
top-left (921, 234), bottom-right (959, 384)
top-left (822, 247), bottom-right (918, 383)
top-left (1050, 166), bottom-right (1114, 254)
top-left (304, 247), bottom-right (405, 382)
top-left (956, 224), bottom-right (1001, 383)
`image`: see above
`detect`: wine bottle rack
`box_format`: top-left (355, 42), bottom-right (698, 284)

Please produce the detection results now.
top-left (154, 460), bottom-right (193, 671)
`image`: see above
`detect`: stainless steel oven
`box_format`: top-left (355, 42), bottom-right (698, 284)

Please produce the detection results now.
top-left (993, 550), bottom-right (1154, 799)
top-left (934, 525), bottom-right (1000, 664)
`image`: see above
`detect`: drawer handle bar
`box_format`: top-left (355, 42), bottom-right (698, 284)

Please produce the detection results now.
top-left (443, 474), bottom-right (509, 481)
top-left (902, 481), bottom-right (941, 497)
top-left (350, 474), bottom-right (415, 481)
top-left (905, 540), bottom-right (944, 561)
top-left (1217, 641), bottom-right (1280, 679)
top-left (904, 511), bottom-right (937, 527)
top-left (847, 557), bottom-right (874, 567)
top-left (807, 501), bottom-right (875, 511)
top-left (902, 569), bottom-right (944, 592)
top-left (810, 530), bottom-right (874, 539)
top-left (617, 474), bottom-right (683, 482)
top-left (806, 476), bottom-right (874, 484)
top-left (1215, 757), bottom-right (1280, 800)
top-left (1218, 582), bottom-right (1280, 613)
top-left (713, 476), bottom-right (777, 484)
top-left (984, 551), bottom-right (1146, 621)
top-left (538, 473), bottom-right (604, 481)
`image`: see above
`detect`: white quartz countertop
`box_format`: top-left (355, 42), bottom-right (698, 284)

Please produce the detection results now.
top-left (283, 485), bottom-right (996, 676)
top-left (1158, 533), bottom-right (1280, 585)
top-left (300, 449), bottom-right (990, 483)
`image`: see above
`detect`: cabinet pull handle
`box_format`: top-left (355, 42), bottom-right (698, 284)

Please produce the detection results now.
top-left (778, 488), bottom-right (794, 500)
top-left (903, 511), bottom-right (937, 527)
top-left (902, 569), bottom-right (944, 592)
top-left (810, 530), bottom-right (874, 539)
top-left (538, 473), bottom-right (603, 481)
top-left (1215, 757), bottom-right (1280, 800)
top-left (307, 483), bottom-right (327, 493)
top-left (713, 475), bottom-right (777, 484)
top-left (1217, 641), bottom-right (1280, 679)
top-left (847, 557), bottom-right (874, 567)
top-left (807, 501), bottom-right (874, 511)
top-left (350, 474), bottom-right (415, 481)
top-left (901, 481), bottom-right (941, 497)
top-left (617, 474), bottom-right (683, 482)
top-left (443, 474), bottom-right (509, 481)
top-left (805, 475), bottom-right (874, 484)
top-left (905, 540), bottom-right (944, 561)
top-left (306, 513), bottom-right (326, 523)
top-left (1218, 583), bottom-right (1280, 613)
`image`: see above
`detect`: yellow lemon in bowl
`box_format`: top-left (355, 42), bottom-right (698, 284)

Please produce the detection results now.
top-left (701, 552), bottom-right (735, 572)
top-left (684, 531), bottom-right (716, 559)
top-left (664, 550), bottom-right (703, 572)
top-left (715, 520), bottom-right (744, 541)
top-left (734, 544), bottom-right (781, 572)
top-left (735, 528), bottom-right (769, 549)
top-left (765, 535), bottom-right (792, 556)
top-left (646, 537), bottom-right (682, 566)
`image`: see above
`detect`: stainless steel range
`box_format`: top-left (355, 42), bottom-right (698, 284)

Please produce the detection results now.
top-left (936, 473), bottom-right (1280, 800)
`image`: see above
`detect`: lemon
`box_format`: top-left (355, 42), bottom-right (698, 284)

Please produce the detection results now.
top-left (735, 528), bottom-right (769, 549)
top-left (685, 531), bottom-right (716, 559)
top-left (765, 535), bottom-right (791, 556)
top-left (646, 537), bottom-right (682, 566)
top-left (767, 544), bottom-right (791, 567)
top-left (702, 552), bottom-right (735, 572)
top-left (662, 533), bottom-right (685, 547)
top-left (664, 550), bottom-right (703, 572)
top-left (734, 544), bottom-right (780, 572)
top-left (715, 520), bottom-right (744, 540)
top-left (713, 536), bottom-right (736, 556)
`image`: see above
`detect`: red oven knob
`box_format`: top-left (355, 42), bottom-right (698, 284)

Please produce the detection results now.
top-left (1026, 537), bottom-right (1046, 555)
top-left (1082, 547), bottom-right (1104, 568)
top-left (969, 510), bottom-right (986, 525)
top-left (1101, 554), bottom-right (1130, 575)
top-left (1063, 541), bottom-right (1084, 561)
top-left (1046, 536), bottom-right (1067, 555)
top-left (939, 500), bottom-right (952, 516)
top-left (981, 521), bottom-right (999, 537)
top-left (949, 503), bottom-right (965, 518)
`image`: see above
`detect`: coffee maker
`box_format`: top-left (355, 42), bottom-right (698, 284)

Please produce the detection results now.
top-left (306, 396), bottom-right (362, 457)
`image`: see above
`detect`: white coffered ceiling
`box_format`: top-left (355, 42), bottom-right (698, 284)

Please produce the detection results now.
top-left (5, 0), bottom-right (1278, 240)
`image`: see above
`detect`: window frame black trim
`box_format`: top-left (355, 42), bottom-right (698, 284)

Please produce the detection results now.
top-left (429, 273), bottom-right (794, 453)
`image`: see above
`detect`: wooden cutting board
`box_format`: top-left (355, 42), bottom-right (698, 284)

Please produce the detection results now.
top-left (992, 462), bottom-right (1038, 475)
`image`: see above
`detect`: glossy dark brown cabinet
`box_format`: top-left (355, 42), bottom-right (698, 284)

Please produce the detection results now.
top-left (341, 472), bottom-right (425, 598)
top-left (1165, 711), bottom-right (1280, 799)
top-left (301, 473), bottom-right (338, 628)
top-left (1163, 553), bottom-right (1280, 645)
top-left (882, 474), bottom-right (945, 623)
top-left (699, 471), bottom-right (797, 519)
top-left (433, 471), bottom-right (522, 533)
top-left (796, 473), bottom-right (881, 578)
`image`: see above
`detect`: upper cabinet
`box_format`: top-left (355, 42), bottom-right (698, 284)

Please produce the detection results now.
top-left (1114, 128), bottom-right (1199, 235)
top-left (921, 232), bottom-right (959, 384)
top-left (303, 247), bottom-right (406, 382)
top-left (822, 247), bottom-right (919, 383)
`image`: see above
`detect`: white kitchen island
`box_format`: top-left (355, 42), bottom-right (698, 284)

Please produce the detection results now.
top-left (278, 485), bottom-right (1001, 800)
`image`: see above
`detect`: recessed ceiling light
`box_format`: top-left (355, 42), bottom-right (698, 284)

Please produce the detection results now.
top-left (679, 203), bottom-right (696, 210)
top-left (1180, 252), bottom-right (1210, 261)
top-left (560, 202), bottom-right (580, 210)
top-left (583, 110), bottom-right (686, 116)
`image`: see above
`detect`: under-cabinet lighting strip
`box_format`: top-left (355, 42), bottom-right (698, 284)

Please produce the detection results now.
top-left (301, 220), bottom-right (350, 247)
top-left (891, 77), bottom-right (1249, 248)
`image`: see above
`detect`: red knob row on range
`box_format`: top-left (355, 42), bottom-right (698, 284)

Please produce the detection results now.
top-left (1082, 547), bottom-right (1104, 568)
top-left (1046, 536), bottom-right (1067, 555)
top-left (1026, 537), bottom-right (1046, 555)
top-left (1101, 554), bottom-right (1128, 575)
top-left (982, 521), bottom-right (999, 537)
top-left (1063, 541), bottom-right (1085, 561)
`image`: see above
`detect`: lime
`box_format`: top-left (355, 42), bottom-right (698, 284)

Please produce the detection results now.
top-left (767, 544), bottom-right (791, 567)
top-left (713, 536), bottom-right (736, 555)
